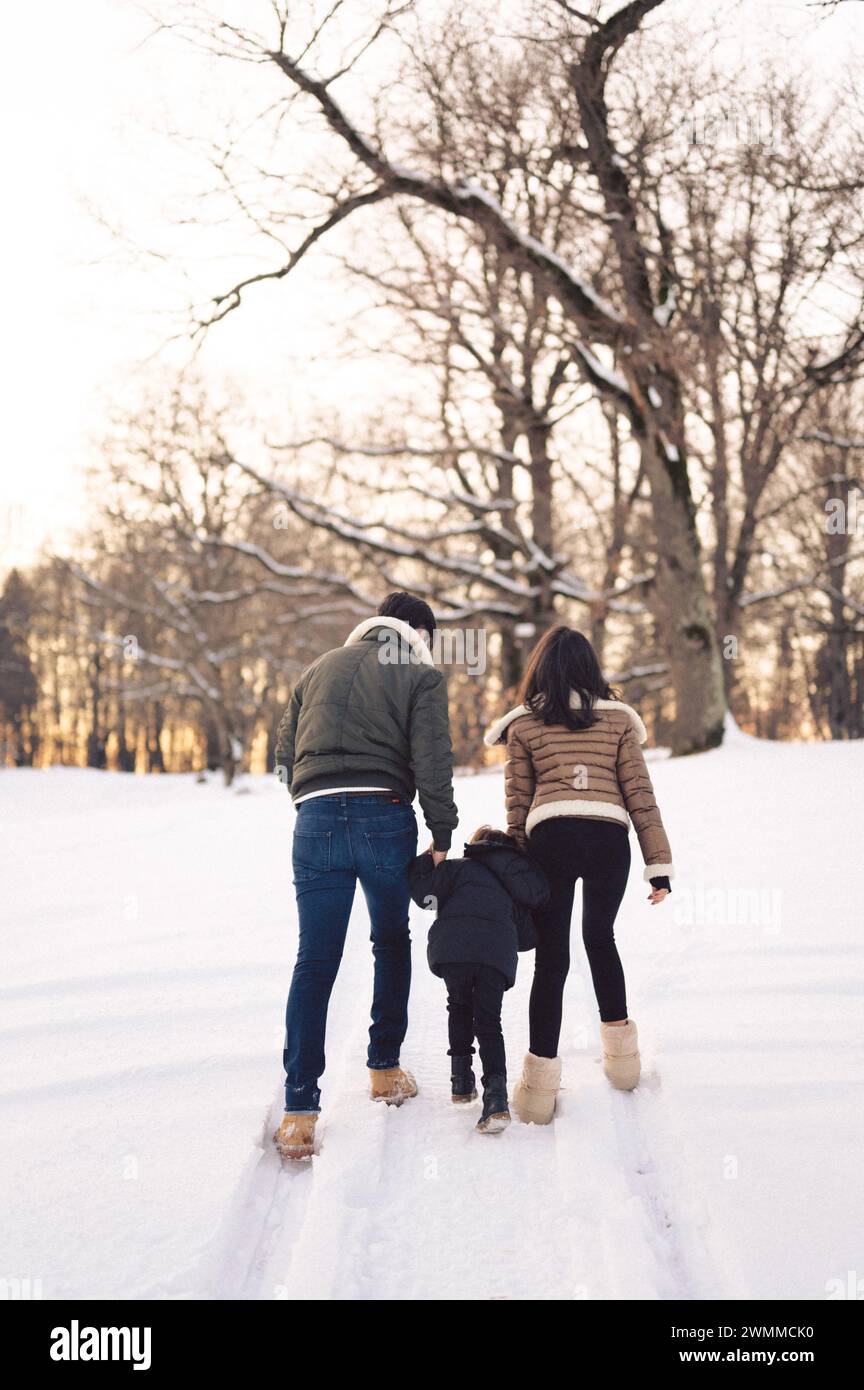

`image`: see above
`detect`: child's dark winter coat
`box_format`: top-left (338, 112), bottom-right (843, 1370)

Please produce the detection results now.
top-left (407, 839), bottom-right (549, 990)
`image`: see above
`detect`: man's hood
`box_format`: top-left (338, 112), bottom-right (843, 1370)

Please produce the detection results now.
top-left (343, 616), bottom-right (434, 667)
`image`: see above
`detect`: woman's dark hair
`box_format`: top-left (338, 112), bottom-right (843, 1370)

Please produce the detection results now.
top-left (517, 625), bottom-right (619, 731)
top-left (377, 591), bottom-right (436, 635)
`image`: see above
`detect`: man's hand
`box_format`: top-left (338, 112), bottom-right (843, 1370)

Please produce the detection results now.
top-left (647, 887), bottom-right (669, 905)
top-left (429, 842), bottom-right (448, 867)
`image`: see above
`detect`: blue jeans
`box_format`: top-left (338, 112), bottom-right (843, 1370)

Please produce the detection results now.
top-left (283, 794), bottom-right (418, 1112)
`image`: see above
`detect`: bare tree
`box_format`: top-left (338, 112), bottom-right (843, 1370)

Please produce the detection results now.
top-left (131, 0), bottom-right (864, 749)
top-left (648, 69), bottom-right (864, 691)
top-left (154, 0), bottom-right (726, 752)
top-left (62, 386), bottom-right (370, 783)
top-left (0, 570), bottom-right (38, 767)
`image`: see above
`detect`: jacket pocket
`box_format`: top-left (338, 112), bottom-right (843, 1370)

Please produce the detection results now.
top-left (292, 830), bottom-right (332, 882)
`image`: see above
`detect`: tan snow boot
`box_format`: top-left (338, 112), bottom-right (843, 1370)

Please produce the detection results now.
top-left (512, 1052), bottom-right (562, 1124)
top-left (600, 1020), bottom-right (641, 1091)
top-left (273, 1111), bottom-right (317, 1160)
top-left (369, 1066), bottom-right (418, 1106)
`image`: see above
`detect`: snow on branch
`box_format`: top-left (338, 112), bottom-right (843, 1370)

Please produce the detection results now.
top-left (739, 546), bottom-right (864, 608)
top-left (195, 47), bottom-right (631, 345)
top-left (93, 630), bottom-right (222, 703)
top-left (269, 433), bottom-right (524, 474)
top-left (608, 660), bottom-right (669, 684)
top-left (571, 342), bottom-right (632, 400)
top-left (800, 430), bottom-right (864, 451)
top-left (185, 534), bottom-right (378, 607)
top-left (223, 458), bottom-right (544, 598)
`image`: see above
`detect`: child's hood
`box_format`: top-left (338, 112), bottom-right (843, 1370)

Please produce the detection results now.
top-left (463, 841), bottom-right (549, 908)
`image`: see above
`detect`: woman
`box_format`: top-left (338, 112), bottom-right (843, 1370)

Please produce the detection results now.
top-left (483, 626), bottom-right (673, 1122)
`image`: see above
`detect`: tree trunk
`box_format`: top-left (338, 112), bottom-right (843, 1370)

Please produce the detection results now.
top-left (499, 624), bottom-right (524, 695)
top-left (86, 647), bottom-right (107, 769)
top-left (147, 702), bottom-right (165, 773)
top-left (592, 406), bottom-right (627, 662)
top-left (641, 433), bottom-right (726, 753)
top-left (526, 419), bottom-right (558, 633)
top-left (115, 701), bottom-right (137, 772)
top-left (219, 729), bottom-right (237, 787)
top-left (824, 476), bottom-right (854, 739)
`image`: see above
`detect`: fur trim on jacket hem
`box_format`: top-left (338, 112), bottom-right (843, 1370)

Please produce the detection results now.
top-left (524, 799), bottom-right (630, 836)
top-left (343, 616), bottom-right (434, 667)
top-left (484, 695), bottom-right (647, 748)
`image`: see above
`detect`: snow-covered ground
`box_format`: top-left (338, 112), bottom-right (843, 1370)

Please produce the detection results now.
top-left (2, 733), bottom-right (862, 1301)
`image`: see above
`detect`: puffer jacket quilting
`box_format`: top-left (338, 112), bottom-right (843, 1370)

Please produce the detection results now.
top-left (484, 697), bottom-right (673, 881)
top-left (408, 840), bottom-right (549, 989)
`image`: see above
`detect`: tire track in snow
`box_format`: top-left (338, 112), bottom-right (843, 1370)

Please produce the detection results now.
top-left (604, 1079), bottom-right (696, 1298)
top-left (197, 901), bottom-right (716, 1300)
top-left (603, 1055), bottom-right (736, 1300)
top-left (249, 901), bottom-right (429, 1301)
top-left (240, 904), bottom-right (577, 1301)
top-left (549, 950), bottom-right (714, 1300)
top-left (544, 973), bottom-right (666, 1300)
top-left (189, 1086), bottom-right (312, 1300)
top-left (307, 940), bottom-right (575, 1301)
top-left (190, 899), bottom-right (381, 1300)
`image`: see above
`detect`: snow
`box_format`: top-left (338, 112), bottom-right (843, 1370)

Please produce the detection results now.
top-left (235, 471), bottom-right (534, 598)
top-left (660, 432), bottom-right (681, 463)
top-left (648, 386), bottom-right (662, 408)
top-left (453, 181), bottom-right (626, 326)
top-left (654, 286), bottom-right (677, 327)
top-left (573, 343), bottom-right (632, 396)
top-left (1, 738), bottom-right (862, 1300)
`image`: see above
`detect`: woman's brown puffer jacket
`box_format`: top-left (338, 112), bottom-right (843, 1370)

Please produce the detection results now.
top-left (483, 697), bottom-right (673, 882)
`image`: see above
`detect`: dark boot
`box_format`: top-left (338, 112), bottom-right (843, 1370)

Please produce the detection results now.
top-left (450, 1054), bottom-right (477, 1103)
top-left (477, 1074), bottom-right (510, 1133)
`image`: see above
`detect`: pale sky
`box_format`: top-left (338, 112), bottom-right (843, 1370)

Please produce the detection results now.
top-left (1, 0), bottom-right (862, 571)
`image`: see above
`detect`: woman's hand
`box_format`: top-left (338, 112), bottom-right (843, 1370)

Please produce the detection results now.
top-left (647, 887), bottom-right (669, 905)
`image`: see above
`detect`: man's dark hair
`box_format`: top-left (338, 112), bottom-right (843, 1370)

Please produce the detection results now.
top-left (470, 824), bottom-right (518, 849)
top-left (377, 591), bottom-right (436, 635)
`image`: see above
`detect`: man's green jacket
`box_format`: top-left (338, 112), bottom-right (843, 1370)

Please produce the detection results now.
top-left (275, 616), bottom-right (459, 851)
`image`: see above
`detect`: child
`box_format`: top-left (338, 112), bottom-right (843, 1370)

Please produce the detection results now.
top-left (408, 826), bottom-right (549, 1133)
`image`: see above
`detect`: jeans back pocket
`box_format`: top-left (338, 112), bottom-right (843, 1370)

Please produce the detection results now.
top-left (292, 829), bottom-right (332, 882)
top-left (364, 823), bottom-right (416, 877)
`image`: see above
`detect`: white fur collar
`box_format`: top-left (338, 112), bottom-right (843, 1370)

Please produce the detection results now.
top-left (483, 696), bottom-right (647, 747)
top-left (344, 615), bottom-right (434, 667)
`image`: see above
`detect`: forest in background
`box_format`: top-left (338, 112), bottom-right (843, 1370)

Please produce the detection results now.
top-left (2, 0), bottom-right (863, 782)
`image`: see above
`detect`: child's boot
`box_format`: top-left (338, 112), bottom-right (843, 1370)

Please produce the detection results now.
top-left (477, 1074), bottom-right (510, 1133)
top-left (450, 1054), bottom-right (477, 1103)
top-left (600, 1019), bottom-right (641, 1090)
top-left (512, 1052), bottom-right (562, 1124)
top-left (369, 1065), bottom-right (418, 1105)
top-left (273, 1112), bottom-right (317, 1160)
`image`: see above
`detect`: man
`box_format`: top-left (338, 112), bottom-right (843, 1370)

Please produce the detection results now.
top-left (273, 592), bottom-right (458, 1159)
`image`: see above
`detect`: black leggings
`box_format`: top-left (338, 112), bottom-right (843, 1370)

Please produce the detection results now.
top-left (528, 818), bottom-right (631, 1054)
